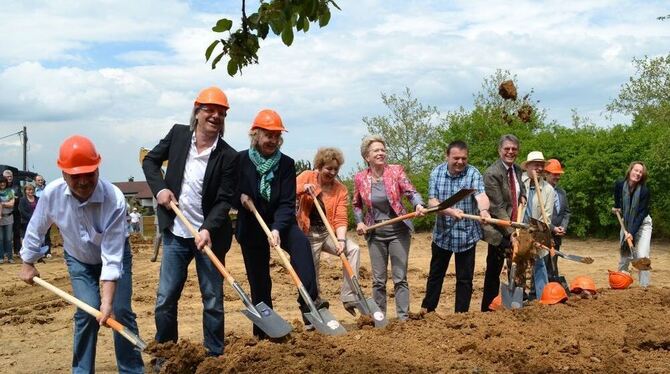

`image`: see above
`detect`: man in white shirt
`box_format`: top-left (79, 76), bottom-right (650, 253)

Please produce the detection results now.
top-left (19, 135), bottom-right (144, 374)
top-left (142, 86), bottom-right (237, 363)
top-left (129, 207), bottom-right (142, 233)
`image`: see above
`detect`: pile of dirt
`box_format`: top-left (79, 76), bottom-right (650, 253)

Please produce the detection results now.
top-left (498, 80), bottom-right (517, 100)
top-left (149, 287), bottom-right (670, 373)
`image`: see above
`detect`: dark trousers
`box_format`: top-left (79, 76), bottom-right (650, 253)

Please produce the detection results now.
top-left (240, 224), bottom-right (318, 338)
top-left (481, 243), bottom-right (507, 312)
top-left (421, 242), bottom-right (476, 313)
top-left (543, 236), bottom-right (561, 278)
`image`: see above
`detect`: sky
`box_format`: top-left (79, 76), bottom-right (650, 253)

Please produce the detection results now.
top-left (0, 0), bottom-right (668, 184)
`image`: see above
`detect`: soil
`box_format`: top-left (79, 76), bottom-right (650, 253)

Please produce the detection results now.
top-left (1, 234), bottom-right (669, 373)
top-left (498, 80), bottom-right (518, 100)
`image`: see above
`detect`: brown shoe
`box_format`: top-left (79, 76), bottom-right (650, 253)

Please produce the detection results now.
top-left (343, 301), bottom-right (357, 316)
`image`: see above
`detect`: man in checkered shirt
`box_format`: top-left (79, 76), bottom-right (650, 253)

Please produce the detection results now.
top-left (420, 140), bottom-right (491, 313)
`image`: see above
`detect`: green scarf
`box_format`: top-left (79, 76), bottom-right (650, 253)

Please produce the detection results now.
top-left (249, 147), bottom-right (281, 201)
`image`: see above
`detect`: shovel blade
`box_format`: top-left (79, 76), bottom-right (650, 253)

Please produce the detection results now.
top-left (240, 302), bottom-right (293, 338)
top-left (304, 308), bottom-right (347, 336)
top-left (500, 283), bottom-right (524, 309)
top-left (363, 298), bottom-right (388, 328)
top-left (631, 257), bottom-right (652, 271)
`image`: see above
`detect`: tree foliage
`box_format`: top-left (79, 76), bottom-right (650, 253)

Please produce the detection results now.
top-left (362, 87), bottom-right (440, 174)
top-left (206, 0), bottom-right (340, 76)
top-left (606, 54), bottom-right (670, 117)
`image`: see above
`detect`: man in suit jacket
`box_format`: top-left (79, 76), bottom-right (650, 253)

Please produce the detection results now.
top-left (545, 159), bottom-right (570, 277)
top-left (481, 134), bottom-right (526, 311)
top-left (142, 86), bottom-right (237, 360)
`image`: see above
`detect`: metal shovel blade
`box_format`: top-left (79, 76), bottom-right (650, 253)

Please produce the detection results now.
top-left (240, 301), bottom-right (293, 338)
top-left (354, 297), bottom-right (387, 328)
top-left (304, 307), bottom-right (347, 336)
top-left (501, 262), bottom-right (523, 309)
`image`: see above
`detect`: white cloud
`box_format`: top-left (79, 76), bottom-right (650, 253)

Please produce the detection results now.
top-left (0, 0), bottom-right (669, 183)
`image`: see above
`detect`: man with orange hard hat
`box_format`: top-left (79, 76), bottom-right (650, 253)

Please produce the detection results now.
top-left (143, 86), bottom-right (238, 364)
top-left (19, 135), bottom-right (144, 373)
top-left (545, 158), bottom-right (570, 278)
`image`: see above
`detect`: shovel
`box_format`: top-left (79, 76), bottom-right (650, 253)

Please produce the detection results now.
top-left (460, 213), bottom-right (533, 231)
top-left (363, 188), bottom-right (476, 232)
top-left (244, 198), bottom-right (347, 336)
top-left (308, 190), bottom-right (387, 328)
top-left (32, 276), bottom-right (147, 351)
top-left (533, 242), bottom-right (594, 264)
top-left (612, 208), bottom-right (651, 271)
top-left (170, 202), bottom-right (292, 338)
top-left (500, 201), bottom-right (526, 309)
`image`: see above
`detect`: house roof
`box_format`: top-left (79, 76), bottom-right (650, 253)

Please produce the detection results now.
top-left (113, 181), bottom-right (154, 199)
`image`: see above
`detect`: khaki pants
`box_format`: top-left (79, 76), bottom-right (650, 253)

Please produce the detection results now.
top-left (308, 228), bottom-right (360, 303)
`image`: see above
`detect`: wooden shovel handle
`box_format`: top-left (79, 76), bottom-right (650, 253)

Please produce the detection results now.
top-left (243, 199), bottom-right (305, 288)
top-left (169, 201), bottom-right (234, 283)
top-left (613, 208), bottom-right (635, 250)
top-left (531, 173), bottom-right (551, 227)
top-left (32, 276), bottom-right (144, 349)
top-left (308, 191), bottom-right (356, 278)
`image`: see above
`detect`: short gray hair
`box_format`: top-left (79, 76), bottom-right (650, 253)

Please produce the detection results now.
top-left (360, 134), bottom-right (386, 161)
top-left (2, 170), bottom-right (12, 177)
top-left (498, 134), bottom-right (520, 150)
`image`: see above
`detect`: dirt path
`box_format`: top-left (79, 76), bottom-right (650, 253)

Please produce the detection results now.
top-left (1, 234), bottom-right (668, 373)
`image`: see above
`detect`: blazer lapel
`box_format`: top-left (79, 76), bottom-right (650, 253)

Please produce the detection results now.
top-left (202, 137), bottom-right (222, 189)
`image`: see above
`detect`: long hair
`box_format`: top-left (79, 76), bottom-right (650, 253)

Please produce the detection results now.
top-left (624, 161), bottom-right (648, 185)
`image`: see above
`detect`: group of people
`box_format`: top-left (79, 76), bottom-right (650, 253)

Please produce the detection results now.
top-left (0, 171), bottom-right (50, 264)
top-left (14, 85), bottom-right (653, 373)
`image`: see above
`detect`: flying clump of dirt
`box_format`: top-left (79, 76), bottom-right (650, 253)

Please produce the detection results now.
top-left (498, 80), bottom-right (518, 100)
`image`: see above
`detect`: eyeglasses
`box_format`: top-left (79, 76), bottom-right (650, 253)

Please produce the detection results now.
top-left (199, 105), bottom-right (227, 117)
top-left (502, 147), bottom-right (518, 152)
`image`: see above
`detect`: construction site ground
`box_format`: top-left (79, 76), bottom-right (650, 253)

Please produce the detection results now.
top-left (1, 232), bottom-right (669, 373)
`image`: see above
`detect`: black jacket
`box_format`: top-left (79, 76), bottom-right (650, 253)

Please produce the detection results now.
top-left (234, 150), bottom-right (297, 245)
top-left (613, 179), bottom-right (650, 238)
top-left (142, 124), bottom-right (237, 252)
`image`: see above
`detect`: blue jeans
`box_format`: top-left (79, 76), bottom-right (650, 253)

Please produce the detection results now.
top-left (64, 239), bottom-right (144, 374)
top-left (155, 230), bottom-right (224, 355)
top-left (533, 256), bottom-right (549, 299)
top-left (1, 223), bottom-right (13, 260)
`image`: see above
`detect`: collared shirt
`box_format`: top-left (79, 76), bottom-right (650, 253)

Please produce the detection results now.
top-left (429, 164), bottom-right (485, 252)
top-left (35, 185), bottom-right (45, 198)
top-left (20, 178), bottom-right (128, 281)
top-left (171, 133), bottom-right (217, 238)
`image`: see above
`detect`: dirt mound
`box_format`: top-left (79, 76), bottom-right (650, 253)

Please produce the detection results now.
top-left (146, 287), bottom-right (670, 373)
top-left (498, 80), bottom-right (517, 100)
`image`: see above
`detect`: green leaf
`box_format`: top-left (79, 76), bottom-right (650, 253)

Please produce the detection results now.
top-left (281, 25), bottom-right (294, 46)
top-left (227, 59), bottom-right (238, 76)
top-left (205, 40), bottom-right (220, 61)
top-left (301, 16), bottom-right (309, 32)
top-left (211, 52), bottom-right (224, 70)
top-left (318, 10), bottom-right (331, 27)
top-left (212, 19), bottom-right (233, 32)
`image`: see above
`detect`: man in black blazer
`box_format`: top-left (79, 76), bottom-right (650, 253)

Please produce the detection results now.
top-left (142, 86), bottom-right (237, 359)
top-left (545, 159), bottom-right (570, 277)
top-left (481, 134), bottom-right (526, 311)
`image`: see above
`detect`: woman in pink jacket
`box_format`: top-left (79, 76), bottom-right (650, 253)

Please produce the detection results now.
top-left (353, 135), bottom-right (425, 320)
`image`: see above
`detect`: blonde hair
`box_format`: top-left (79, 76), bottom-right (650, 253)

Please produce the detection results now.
top-left (360, 134), bottom-right (386, 162)
top-left (625, 161), bottom-right (648, 185)
top-left (313, 147), bottom-right (344, 170)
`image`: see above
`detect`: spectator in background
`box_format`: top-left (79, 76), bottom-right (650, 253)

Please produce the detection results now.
top-left (34, 175), bottom-right (46, 197)
top-left (129, 207), bottom-right (141, 233)
top-left (18, 184), bottom-right (38, 241)
top-left (33, 175), bottom-right (52, 256)
top-left (0, 176), bottom-right (15, 264)
top-left (545, 159), bottom-right (570, 277)
top-left (3, 169), bottom-right (21, 255)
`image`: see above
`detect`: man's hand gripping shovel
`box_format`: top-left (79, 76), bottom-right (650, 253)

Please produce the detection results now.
top-left (243, 198), bottom-right (347, 336)
top-left (170, 201), bottom-right (292, 338)
top-left (308, 190), bottom-right (387, 328)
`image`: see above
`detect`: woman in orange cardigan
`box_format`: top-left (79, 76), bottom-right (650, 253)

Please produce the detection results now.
top-left (296, 147), bottom-right (361, 316)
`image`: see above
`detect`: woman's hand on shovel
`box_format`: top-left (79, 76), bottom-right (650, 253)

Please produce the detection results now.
top-left (19, 263), bottom-right (40, 285)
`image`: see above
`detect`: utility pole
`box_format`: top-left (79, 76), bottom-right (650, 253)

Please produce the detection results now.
top-left (22, 126), bottom-right (27, 170)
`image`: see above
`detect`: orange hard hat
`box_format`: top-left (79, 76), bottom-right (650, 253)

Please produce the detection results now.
top-left (545, 159), bottom-right (564, 174)
top-left (608, 270), bottom-right (633, 289)
top-left (251, 109), bottom-right (287, 132)
top-left (539, 282), bottom-right (568, 305)
top-left (570, 275), bottom-right (597, 294)
top-left (57, 135), bottom-right (102, 175)
top-left (194, 86), bottom-right (229, 109)
top-left (489, 294), bottom-right (503, 311)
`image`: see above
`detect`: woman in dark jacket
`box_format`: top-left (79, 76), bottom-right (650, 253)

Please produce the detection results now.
top-left (613, 161), bottom-right (651, 287)
top-left (18, 184), bottom-right (39, 239)
top-left (235, 109), bottom-right (326, 338)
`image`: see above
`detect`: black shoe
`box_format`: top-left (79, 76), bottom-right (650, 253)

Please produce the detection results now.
top-left (315, 298), bottom-right (329, 310)
top-left (343, 301), bottom-right (357, 316)
top-left (302, 315), bottom-right (315, 331)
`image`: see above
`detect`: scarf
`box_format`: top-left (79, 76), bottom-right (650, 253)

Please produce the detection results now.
top-left (249, 147), bottom-right (281, 201)
top-left (622, 181), bottom-right (641, 234)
